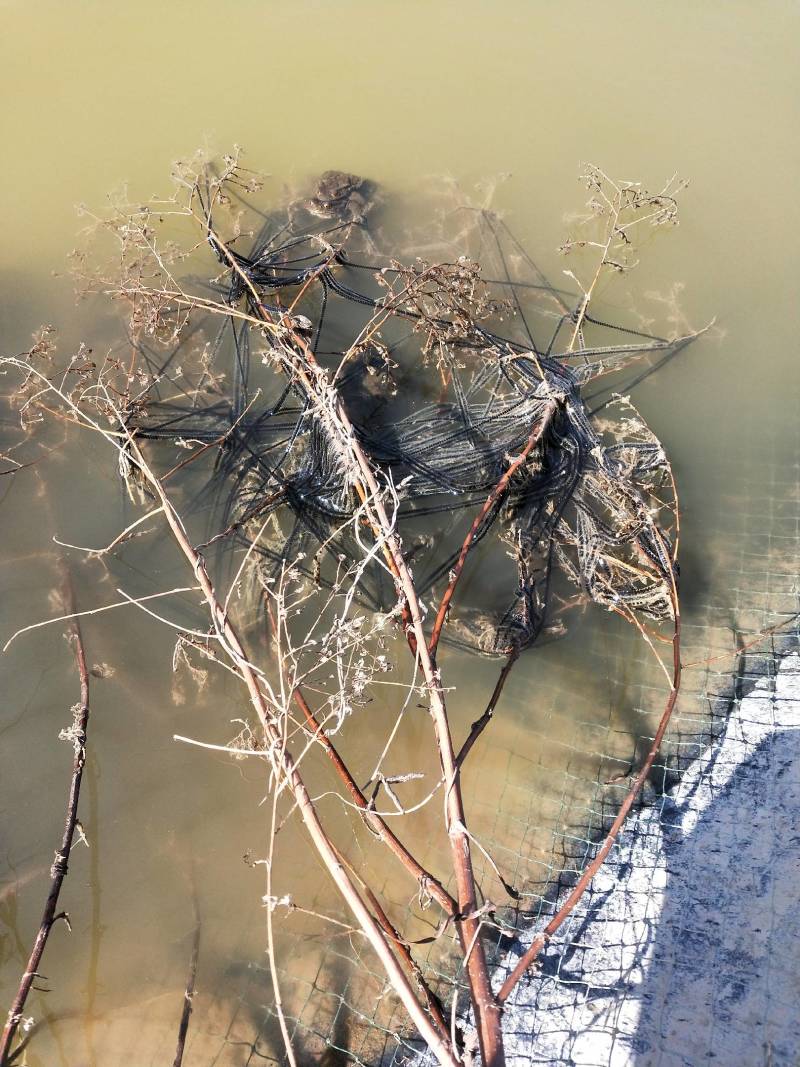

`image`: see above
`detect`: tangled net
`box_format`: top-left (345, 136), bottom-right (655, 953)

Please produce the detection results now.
top-left (119, 160), bottom-right (699, 657)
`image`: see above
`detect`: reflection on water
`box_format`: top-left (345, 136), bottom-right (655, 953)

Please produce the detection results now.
top-left (1, 2), bottom-right (798, 1064)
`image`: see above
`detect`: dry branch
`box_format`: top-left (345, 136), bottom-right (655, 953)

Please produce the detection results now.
top-left (292, 688), bottom-right (457, 916)
top-left (0, 564), bottom-right (91, 1066)
top-left (428, 400), bottom-right (557, 658)
top-left (497, 556), bottom-right (681, 1004)
top-left (172, 905), bottom-right (201, 1067)
top-left (456, 653), bottom-right (519, 771)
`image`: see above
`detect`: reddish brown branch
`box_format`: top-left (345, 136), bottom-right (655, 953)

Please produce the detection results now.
top-left (172, 907), bottom-right (201, 1067)
top-left (497, 606), bottom-right (682, 1004)
top-left (456, 652), bottom-right (519, 770)
top-left (0, 565), bottom-right (91, 1065)
top-left (324, 369), bottom-right (507, 1064)
top-left (332, 411), bottom-right (505, 1062)
top-left (335, 847), bottom-right (450, 1043)
top-left (292, 689), bottom-right (456, 916)
top-left (428, 400), bottom-right (557, 657)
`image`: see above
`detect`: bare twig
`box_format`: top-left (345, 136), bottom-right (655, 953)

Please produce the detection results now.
top-left (264, 738), bottom-right (298, 1067)
top-left (172, 901), bottom-right (201, 1067)
top-left (292, 689), bottom-right (457, 916)
top-left (2, 585), bottom-right (201, 653)
top-left (428, 402), bottom-right (557, 658)
top-left (334, 846), bottom-right (450, 1043)
top-left (456, 653), bottom-right (519, 771)
top-left (0, 564), bottom-right (91, 1065)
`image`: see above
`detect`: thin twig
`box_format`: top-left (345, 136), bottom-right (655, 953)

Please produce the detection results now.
top-left (264, 732), bottom-right (298, 1067)
top-left (0, 564), bottom-right (91, 1065)
top-left (172, 901), bottom-right (201, 1067)
top-left (2, 586), bottom-right (201, 653)
top-left (429, 401), bottom-right (557, 657)
top-left (334, 846), bottom-right (450, 1043)
top-left (456, 653), bottom-right (518, 770)
top-left (292, 689), bottom-right (457, 916)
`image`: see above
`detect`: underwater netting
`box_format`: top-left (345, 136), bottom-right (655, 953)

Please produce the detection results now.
top-left (2, 157), bottom-right (797, 1066)
top-left (476, 431), bottom-right (800, 1067)
top-left (122, 169), bottom-right (697, 655)
top-left (185, 419), bottom-right (800, 1067)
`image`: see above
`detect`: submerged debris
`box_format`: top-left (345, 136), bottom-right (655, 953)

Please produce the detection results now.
top-left (117, 160), bottom-right (697, 657)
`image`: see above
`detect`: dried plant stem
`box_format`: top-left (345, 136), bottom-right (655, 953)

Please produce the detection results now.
top-left (335, 846), bottom-right (450, 1042)
top-left (318, 402), bottom-right (504, 1064)
top-left (566, 222), bottom-right (617, 353)
top-left (172, 905), bottom-right (201, 1067)
top-left (429, 401), bottom-right (557, 658)
top-left (125, 438), bottom-right (461, 1067)
top-left (356, 462), bottom-right (504, 1065)
top-left (0, 564), bottom-right (91, 1066)
top-left (292, 689), bottom-right (457, 916)
top-left (456, 653), bottom-right (519, 771)
top-left (566, 171), bottom-right (644, 353)
top-left (265, 764), bottom-right (298, 1067)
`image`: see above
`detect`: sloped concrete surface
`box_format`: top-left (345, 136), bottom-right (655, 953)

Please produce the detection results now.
top-left (497, 651), bottom-right (800, 1067)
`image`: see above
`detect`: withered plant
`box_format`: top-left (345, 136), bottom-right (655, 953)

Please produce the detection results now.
top-left (0, 154), bottom-right (705, 1066)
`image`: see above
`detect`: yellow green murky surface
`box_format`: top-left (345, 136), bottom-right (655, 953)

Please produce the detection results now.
top-left (1, 3), bottom-right (798, 1064)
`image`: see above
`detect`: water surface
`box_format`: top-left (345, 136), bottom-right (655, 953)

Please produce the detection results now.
top-left (1, 3), bottom-right (798, 1064)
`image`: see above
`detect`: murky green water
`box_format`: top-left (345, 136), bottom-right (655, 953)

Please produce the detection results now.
top-left (1, 3), bottom-right (798, 1064)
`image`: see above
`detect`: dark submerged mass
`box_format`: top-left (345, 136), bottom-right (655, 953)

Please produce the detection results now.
top-left (127, 170), bottom-right (692, 656)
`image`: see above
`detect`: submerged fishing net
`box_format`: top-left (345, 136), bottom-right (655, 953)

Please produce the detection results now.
top-left (123, 162), bottom-right (694, 658)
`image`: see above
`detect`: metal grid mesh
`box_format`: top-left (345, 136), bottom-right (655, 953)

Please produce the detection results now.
top-left (491, 634), bottom-right (800, 1067)
top-left (399, 420), bottom-right (800, 1066)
